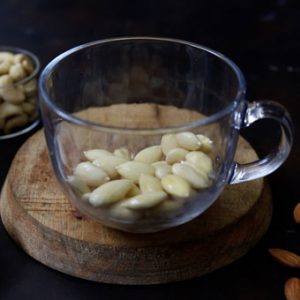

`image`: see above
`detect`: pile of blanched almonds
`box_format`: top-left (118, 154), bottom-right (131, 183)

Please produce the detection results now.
top-left (0, 51), bottom-right (37, 134)
top-left (69, 131), bottom-right (214, 220)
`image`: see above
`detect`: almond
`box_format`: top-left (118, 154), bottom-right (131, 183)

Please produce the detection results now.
top-left (89, 179), bottom-right (133, 207)
top-left (284, 277), bottom-right (300, 300)
top-left (268, 248), bottom-right (300, 268)
top-left (175, 131), bottom-right (201, 151)
top-left (134, 145), bottom-right (162, 164)
top-left (293, 202), bottom-right (300, 224)
top-left (121, 191), bottom-right (167, 210)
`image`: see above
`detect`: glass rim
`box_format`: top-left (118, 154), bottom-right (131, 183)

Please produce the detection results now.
top-left (39, 36), bottom-right (246, 134)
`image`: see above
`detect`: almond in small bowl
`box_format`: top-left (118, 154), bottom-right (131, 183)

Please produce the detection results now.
top-left (0, 46), bottom-right (40, 140)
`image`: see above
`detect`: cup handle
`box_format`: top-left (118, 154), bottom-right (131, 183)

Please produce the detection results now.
top-left (228, 100), bottom-right (294, 184)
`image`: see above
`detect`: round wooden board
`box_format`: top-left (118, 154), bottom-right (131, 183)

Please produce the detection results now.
top-left (0, 104), bottom-right (272, 285)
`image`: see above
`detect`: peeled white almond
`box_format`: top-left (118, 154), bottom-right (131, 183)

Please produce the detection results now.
top-left (185, 151), bottom-right (213, 174)
top-left (9, 63), bottom-right (27, 81)
top-left (82, 193), bottom-right (91, 202)
top-left (152, 161), bottom-right (172, 179)
top-left (161, 174), bottom-right (191, 197)
top-left (0, 74), bottom-right (13, 87)
top-left (151, 198), bottom-right (184, 216)
top-left (113, 147), bottom-right (131, 160)
top-left (134, 145), bottom-right (162, 163)
top-left (139, 173), bottom-right (162, 193)
top-left (89, 179), bottom-right (133, 207)
top-left (126, 184), bottom-right (141, 197)
top-left (74, 162), bottom-right (109, 187)
top-left (0, 52), bottom-right (14, 61)
top-left (116, 161), bottom-right (155, 183)
top-left (108, 202), bottom-right (142, 221)
top-left (172, 163), bottom-right (211, 189)
top-left (93, 155), bottom-right (127, 179)
top-left (13, 53), bottom-right (26, 63)
top-left (175, 132), bottom-right (201, 151)
top-left (22, 57), bottom-right (34, 74)
top-left (0, 85), bottom-right (25, 104)
top-left (161, 134), bottom-right (179, 155)
top-left (83, 149), bottom-right (112, 161)
top-left (121, 191), bottom-right (167, 210)
top-left (165, 148), bottom-right (189, 164)
top-left (196, 134), bottom-right (213, 153)
top-left (182, 161), bottom-right (209, 179)
top-left (67, 175), bottom-right (91, 194)
top-left (23, 79), bottom-right (37, 97)
top-left (0, 59), bottom-right (12, 75)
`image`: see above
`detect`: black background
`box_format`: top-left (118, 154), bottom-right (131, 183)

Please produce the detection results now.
top-left (0, 0), bottom-right (300, 299)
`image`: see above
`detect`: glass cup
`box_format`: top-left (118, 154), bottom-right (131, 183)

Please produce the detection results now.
top-left (0, 46), bottom-right (40, 139)
top-left (39, 37), bottom-right (293, 233)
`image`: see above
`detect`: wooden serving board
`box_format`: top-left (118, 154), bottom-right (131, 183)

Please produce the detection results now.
top-left (0, 104), bottom-right (272, 284)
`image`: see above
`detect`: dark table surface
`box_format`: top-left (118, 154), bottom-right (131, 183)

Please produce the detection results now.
top-left (0, 0), bottom-right (299, 299)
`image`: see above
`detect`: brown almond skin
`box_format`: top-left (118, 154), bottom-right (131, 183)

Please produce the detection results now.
top-left (293, 202), bottom-right (300, 224)
top-left (268, 248), bottom-right (300, 268)
top-left (284, 277), bottom-right (300, 300)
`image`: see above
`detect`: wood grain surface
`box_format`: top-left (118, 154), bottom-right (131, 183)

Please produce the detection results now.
top-left (0, 104), bottom-right (272, 284)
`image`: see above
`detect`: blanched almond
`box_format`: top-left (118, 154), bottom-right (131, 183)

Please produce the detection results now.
top-left (109, 202), bottom-right (142, 220)
top-left (89, 179), bottom-right (133, 207)
top-left (0, 85), bottom-right (25, 104)
top-left (113, 147), bottom-right (131, 160)
top-left (14, 53), bottom-right (27, 63)
top-left (83, 149), bottom-right (112, 161)
top-left (161, 134), bottom-right (179, 155)
top-left (23, 79), bottom-right (37, 97)
top-left (126, 184), bottom-right (141, 197)
top-left (0, 74), bottom-right (13, 87)
top-left (152, 161), bottom-right (172, 179)
top-left (196, 134), bottom-right (213, 153)
top-left (9, 62), bottom-right (27, 81)
top-left (116, 161), bottom-right (155, 183)
top-left (182, 161), bottom-right (210, 180)
top-left (134, 145), bottom-right (162, 163)
top-left (82, 192), bottom-right (91, 202)
top-left (175, 132), bottom-right (201, 151)
top-left (121, 191), bottom-right (167, 210)
top-left (0, 102), bottom-right (23, 119)
top-left (0, 51), bottom-right (14, 61)
top-left (21, 57), bottom-right (34, 74)
top-left (165, 148), bottom-right (188, 164)
top-left (74, 162), bottom-right (109, 187)
top-left (172, 163), bottom-right (211, 189)
top-left (67, 175), bottom-right (91, 194)
top-left (161, 174), bottom-right (191, 197)
top-left (21, 102), bottom-right (35, 115)
top-left (185, 151), bottom-right (213, 174)
top-left (151, 198), bottom-right (184, 216)
top-left (139, 174), bottom-right (162, 193)
top-left (0, 59), bottom-right (12, 75)
top-left (93, 155), bottom-right (127, 179)
top-left (3, 113), bottom-right (28, 133)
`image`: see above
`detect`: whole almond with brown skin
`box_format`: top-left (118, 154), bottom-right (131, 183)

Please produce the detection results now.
top-left (293, 202), bottom-right (300, 224)
top-left (284, 277), bottom-right (300, 300)
top-left (268, 248), bottom-right (300, 268)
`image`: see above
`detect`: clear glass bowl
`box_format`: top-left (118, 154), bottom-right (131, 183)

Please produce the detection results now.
top-left (39, 37), bottom-right (293, 233)
top-left (0, 46), bottom-right (40, 140)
